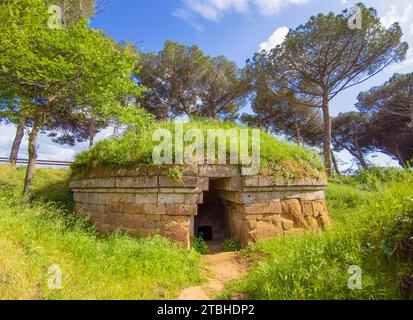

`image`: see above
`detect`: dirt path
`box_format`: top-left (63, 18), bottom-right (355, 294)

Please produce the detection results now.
top-left (178, 252), bottom-right (252, 300)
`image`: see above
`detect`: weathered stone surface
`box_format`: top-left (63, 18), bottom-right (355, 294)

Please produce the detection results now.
top-left (71, 164), bottom-right (330, 249)
top-left (258, 176), bottom-right (274, 187)
top-left (314, 200), bottom-right (331, 227)
top-left (199, 165), bottom-right (239, 178)
top-left (158, 176), bottom-right (198, 187)
top-left (122, 203), bottom-right (143, 215)
top-left (312, 200), bottom-right (326, 217)
top-left (116, 176), bottom-right (158, 188)
top-left (301, 201), bottom-right (314, 217)
top-left (135, 193), bottom-right (158, 204)
top-left (243, 176), bottom-right (258, 187)
top-left (250, 219), bottom-right (284, 241)
top-left (281, 199), bottom-right (307, 228)
top-left (213, 177), bottom-right (244, 192)
top-left (243, 202), bottom-right (282, 215)
top-left (160, 217), bottom-right (191, 249)
top-left (111, 194), bottom-right (135, 204)
top-left (306, 216), bottom-right (320, 231)
top-left (166, 204), bottom-right (197, 216)
top-left (282, 218), bottom-right (294, 231)
top-left (142, 204), bottom-right (166, 215)
top-left (158, 193), bottom-right (186, 204)
top-left (184, 193), bottom-right (201, 204)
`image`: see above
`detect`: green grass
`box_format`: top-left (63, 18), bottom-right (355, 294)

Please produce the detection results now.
top-left (2, 164), bottom-right (411, 300)
top-left (71, 119), bottom-right (325, 180)
top-left (0, 165), bottom-right (201, 300)
top-left (223, 168), bottom-right (413, 300)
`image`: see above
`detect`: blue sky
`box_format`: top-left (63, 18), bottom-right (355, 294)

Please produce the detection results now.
top-left (1, 0), bottom-right (413, 168)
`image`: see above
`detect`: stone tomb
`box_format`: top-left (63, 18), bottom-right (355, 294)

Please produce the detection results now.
top-left (70, 165), bottom-right (330, 249)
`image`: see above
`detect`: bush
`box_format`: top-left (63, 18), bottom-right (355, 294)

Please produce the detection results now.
top-left (222, 238), bottom-right (241, 252)
top-left (191, 235), bottom-right (210, 255)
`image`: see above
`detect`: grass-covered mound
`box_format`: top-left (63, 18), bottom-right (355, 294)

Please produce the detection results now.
top-left (0, 165), bottom-right (201, 299)
top-left (71, 119), bottom-right (325, 179)
top-left (224, 168), bottom-right (413, 300)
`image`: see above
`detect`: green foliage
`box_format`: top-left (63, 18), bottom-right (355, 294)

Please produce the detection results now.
top-left (140, 40), bottom-right (249, 120)
top-left (44, 0), bottom-right (95, 24)
top-left (168, 168), bottom-right (183, 184)
top-left (222, 238), bottom-right (241, 252)
top-left (0, 165), bottom-right (201, 299)
top-left (0, 0), bottom-right (151, 194)
top-left (191, 235), bottom-right (210, 255)
top-left (332, 112), bottom-right (372, 169)
top-left (249, 3), bottom-right (408, 175)
top-left (380, 211), bottom-right (413, 299)
top-left (225, 169), bottom-right (413, 300)
top-left (0, 0), bottom-right (149, 138)
top-left (331, 166), bottom-right (412, 192)
top-left (70, 119), bottom-right (325, 179)
top-left (357, 72), bottom-right (413, 167)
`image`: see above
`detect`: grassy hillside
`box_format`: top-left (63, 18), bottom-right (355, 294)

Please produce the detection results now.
top-left (0, 165), bottom-right (201, 300)
top-left (71, 119), bottom-right (324, 179)
top-left (224, 168), bottom-right (413, 300)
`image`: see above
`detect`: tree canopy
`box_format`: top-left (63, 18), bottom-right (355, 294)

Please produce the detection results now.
top-left (332, 112), bottom-right (373, 169)
top-left (249, 3), bottom-right (407, 176)
top-left (0, 0), bottom-right (150, 195)
top-left (139, 41), bottom-right (249, 120)
top-left (357, 73), bottom-right (413, 167)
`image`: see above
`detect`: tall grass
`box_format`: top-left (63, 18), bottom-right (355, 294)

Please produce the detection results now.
top-left (225, 168), bottom-right (413, 300)
top-left (0, 165), bottom-right (201, 300)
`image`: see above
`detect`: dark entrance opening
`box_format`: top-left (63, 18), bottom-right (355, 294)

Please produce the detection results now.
top-left (197, 226), bottom-right (213, 241)
top-left (194, 179), bottom-right (229, 252)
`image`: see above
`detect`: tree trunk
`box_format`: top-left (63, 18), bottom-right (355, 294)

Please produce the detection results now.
top-left (394, 145), bottom-right (406, 168)
top-left (322, 91), bottom-right (332, 177)
top-left (9, 117), bottom-right (25, 166)
top-left (409, 86), bottom-right (413, 134)
top-left (354, 140), bottom-right (368, 170)
top-left (23, 118), bottom-right (41, 197)
top-left (88, 118), bottom-right (96, 148)
top-left (331, 151), bottom-right (341, 176)
top-left (294, 122), bottom-right (302, 146)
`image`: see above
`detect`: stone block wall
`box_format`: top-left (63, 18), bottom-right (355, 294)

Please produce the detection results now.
top-left (70, 165), bottom-right (330, 249)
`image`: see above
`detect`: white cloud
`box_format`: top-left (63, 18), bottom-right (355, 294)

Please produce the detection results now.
top-left (259, 26), bottom-right (289, 51)
top-left (172, 8), bottom-right (206, 31)
top-left (174, 0), bottom-right (310, 24)
top-left (253, 0), bottom-right (308, 15)
top-left (380, 4), bottom-right (412, 29)
top-left (411, 23), bottom-right (413, 34)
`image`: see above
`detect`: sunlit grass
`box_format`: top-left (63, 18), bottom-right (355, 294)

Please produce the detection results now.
top-left (71, 119), bottom-right (325, 179)
top-left (224, 168), bottom-right (413, 300)
top-left (0, 165), bottom-right (202, 300)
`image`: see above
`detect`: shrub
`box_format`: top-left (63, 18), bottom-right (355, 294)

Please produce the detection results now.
top-left (191, 235), bottom-right (210, 255)
top-left (222, 238), bottom-right (241, 252)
